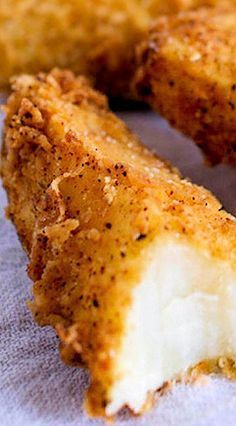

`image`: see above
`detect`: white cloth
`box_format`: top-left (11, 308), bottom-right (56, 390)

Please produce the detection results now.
top-left (0, 108), bottom-right (236, 426)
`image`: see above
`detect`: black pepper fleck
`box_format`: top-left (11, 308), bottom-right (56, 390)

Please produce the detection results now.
top-left (136, 233), bottom-right (147, 241)
top-left (93, 299), bottom-right (99, 308)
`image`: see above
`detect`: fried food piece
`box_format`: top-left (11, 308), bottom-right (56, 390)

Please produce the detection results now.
top-left (0, 0), bottom-right (234, 96)
top-left (1, 69), bottom-right (236, 419)
top-left (0, 0), bottom-right (150, 95)
top-left (134, 7), bottom-right (236, 165)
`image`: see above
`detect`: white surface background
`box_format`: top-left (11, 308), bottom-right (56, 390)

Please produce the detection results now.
top-left (0, 106), bottom-right (236, 426)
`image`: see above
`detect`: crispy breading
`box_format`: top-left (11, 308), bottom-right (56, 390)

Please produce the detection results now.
top-left (134, 7), bottom-right (236, 165)
top-left (0, 0), bottom-right (234, 95)
top-left (1, 70), bottom-right (236, 418)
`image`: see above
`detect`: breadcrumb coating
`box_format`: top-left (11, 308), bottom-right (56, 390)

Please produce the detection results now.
top-left (134, 6), bottom-right (236, 165)
top-left (1, 70), bottom-right (236, 417)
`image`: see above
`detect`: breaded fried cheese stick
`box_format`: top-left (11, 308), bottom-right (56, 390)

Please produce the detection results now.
top-left (1, 70), bottom-right (236, 419)
top-left (134, 7), bottom-right (236, 165)
top-left (0, 0), bottom-right (234, 95)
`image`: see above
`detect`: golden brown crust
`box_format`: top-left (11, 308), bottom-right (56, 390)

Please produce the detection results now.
top-left (0, 0), bottom-right (235, 96)
top-left (1, 69), bottom-right (236, 417)
top-left (134, 7), bottom-right (236, 165)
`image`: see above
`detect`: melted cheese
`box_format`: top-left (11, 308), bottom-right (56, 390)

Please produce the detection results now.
top-left (107, 239), bottom-right (236, 415)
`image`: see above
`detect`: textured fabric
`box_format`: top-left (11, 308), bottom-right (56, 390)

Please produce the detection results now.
top-left (0, 108), bottom-right (236, 426)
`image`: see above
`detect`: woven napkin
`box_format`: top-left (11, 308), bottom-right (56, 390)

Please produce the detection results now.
top-left (0, 108), bottom-right (236, 426)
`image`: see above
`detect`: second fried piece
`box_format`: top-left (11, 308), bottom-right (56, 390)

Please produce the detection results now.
top-left (134, 7), bottom-right (236, 165)
top-left (0, 1), bottom-right (234, 96)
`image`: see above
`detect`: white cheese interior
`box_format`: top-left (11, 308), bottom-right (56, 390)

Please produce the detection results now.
top-left (106, 239), bottom-right (236, 416)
